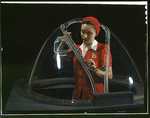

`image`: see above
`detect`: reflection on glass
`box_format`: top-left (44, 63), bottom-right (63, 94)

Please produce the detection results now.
top-left (56, 53), bottom-right (61, 69)
top-left (129, 77), bottom-right (134, 85)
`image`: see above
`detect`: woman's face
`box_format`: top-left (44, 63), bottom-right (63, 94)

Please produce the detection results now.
top-left (81, 24), bottom-right (96, 45)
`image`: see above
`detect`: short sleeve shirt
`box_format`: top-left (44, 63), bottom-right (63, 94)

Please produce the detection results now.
top-left (65, 40), bottom-right (112, 99)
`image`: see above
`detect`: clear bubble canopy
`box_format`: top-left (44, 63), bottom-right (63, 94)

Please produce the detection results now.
top-left (18, 18), bottom-right (144, 108)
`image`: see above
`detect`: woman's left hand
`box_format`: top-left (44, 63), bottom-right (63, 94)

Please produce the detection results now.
top-left (85, 59), bottom-right (96, 68)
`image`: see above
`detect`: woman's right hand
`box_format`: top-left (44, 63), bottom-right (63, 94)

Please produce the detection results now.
top-left (64, 31), bottom-right (72, 37)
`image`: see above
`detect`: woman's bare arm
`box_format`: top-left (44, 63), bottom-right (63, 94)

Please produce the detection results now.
top-left (86, 59), bottom-right (113, 80)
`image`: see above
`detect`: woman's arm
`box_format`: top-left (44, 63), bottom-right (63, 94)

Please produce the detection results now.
top-left (95, 67), bottom-right (113, 80)
top-left (57, 41), bottom-right (66, 51)
top-left (85, 59), bottom-right (113, 80)
top-left (57, 32), bottom-right (72, 51)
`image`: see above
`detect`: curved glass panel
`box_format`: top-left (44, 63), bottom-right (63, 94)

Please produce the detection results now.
top-left (109, 32), bottom-right (144, 99)
top-left (18, 18), bottom-right (144, 107)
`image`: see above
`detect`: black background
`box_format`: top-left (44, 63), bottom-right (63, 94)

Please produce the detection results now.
top-left (1, 3), bottom-right (147, 113)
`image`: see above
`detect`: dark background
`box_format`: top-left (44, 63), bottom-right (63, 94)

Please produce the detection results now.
top-left (1, 4), bottom-right (147, 113)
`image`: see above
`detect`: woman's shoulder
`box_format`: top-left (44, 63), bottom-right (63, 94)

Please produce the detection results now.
top-left (97, 43), bottom-right (111, 53)
top-left (97, 42), bottom-right (105, 50)
top-left (75, 44), bottom-right (81, 48)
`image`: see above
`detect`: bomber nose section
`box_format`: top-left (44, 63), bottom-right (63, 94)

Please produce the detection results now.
top-left (4, 18), bottom-right (144, 113)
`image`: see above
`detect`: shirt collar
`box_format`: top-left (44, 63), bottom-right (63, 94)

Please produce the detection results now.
top-left (79, 40), bottom-right (98, 51)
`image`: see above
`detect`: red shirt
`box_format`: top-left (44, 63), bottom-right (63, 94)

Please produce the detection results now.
top-left (65, 42), bottom-right (112, 99)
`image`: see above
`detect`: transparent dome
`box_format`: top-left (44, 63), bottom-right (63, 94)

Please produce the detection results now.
top-left (17, 18), bottom-right (144, 109)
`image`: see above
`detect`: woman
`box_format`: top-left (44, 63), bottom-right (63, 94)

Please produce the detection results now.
top-left (59, 16), bottom-right (113, 99)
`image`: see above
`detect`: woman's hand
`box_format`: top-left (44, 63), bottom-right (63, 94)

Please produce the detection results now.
top-left (85, 59), bottom-right (113, 80)
top-left (57, 32), bottom-right (72, 50)
top-left (85, 59), bottom-right (96, 68)
top-left (64, 31), bottom-right (72, 37)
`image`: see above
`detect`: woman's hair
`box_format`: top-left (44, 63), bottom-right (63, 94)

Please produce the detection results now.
top-left (82, 20), bottom-right (97, 33)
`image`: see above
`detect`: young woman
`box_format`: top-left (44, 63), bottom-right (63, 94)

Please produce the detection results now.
top-left (59, 16), bottom-right (113, 99)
